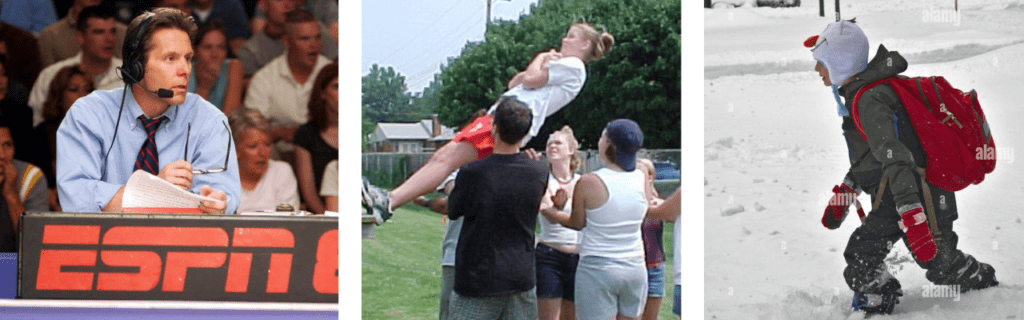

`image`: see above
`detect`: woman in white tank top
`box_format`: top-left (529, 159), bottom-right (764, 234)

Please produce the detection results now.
top-left (541, 119), bottom-right (648, 320)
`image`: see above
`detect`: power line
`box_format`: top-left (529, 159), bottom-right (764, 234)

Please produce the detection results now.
top-left (392, 15), bottom-right (487, 88)
top-left (379, 0), bottom-right (481, 65)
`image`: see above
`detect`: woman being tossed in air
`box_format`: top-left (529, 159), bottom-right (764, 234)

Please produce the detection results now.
top-left (364, 21), bottom-right (615, 223)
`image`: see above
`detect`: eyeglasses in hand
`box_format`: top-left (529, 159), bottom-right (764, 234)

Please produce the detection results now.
top-left (183, 121), bottom-right (232, 174)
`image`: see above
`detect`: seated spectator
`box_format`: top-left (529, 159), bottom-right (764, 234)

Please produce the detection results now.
top-left (290, 61), bottom-right (337, 216)
top-left (250, 0), bottom-right (336, 43)
top-left (189, 19), bottom-right (243, 113)
top-left (244, 10), bottom-right (331, 161)
top-left (0, 56), bottom-right (33, 166)
top-left (228, 107), bottom-right (300, 213)
top-left (320, 159), bottom-right (337, 213)
top-left (29, 5), bottom-right (125, 127)
top-left (0, 119), bottom-right (48, 252)
top-left (238, 3), bottom-right (336, 76)
top-left (31, 65), bottom-right (94, 212)
top-left (190, 0), bottom-right (250, 56)
top-left (39, 1), bottom-right (128, 67)
top-left (0, 22), bottom-right (42, 92)
top-left (0, 0), bottom-right (57, 36)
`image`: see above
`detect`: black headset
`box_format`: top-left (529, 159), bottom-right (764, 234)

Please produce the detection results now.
top-left (119, 13), bottom-right (155, 85)
top-left (104, 13), bottom-right (158, 178)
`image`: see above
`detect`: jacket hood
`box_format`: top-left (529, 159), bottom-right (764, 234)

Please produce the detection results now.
top-left (839, 44), bottom-right (908, 98)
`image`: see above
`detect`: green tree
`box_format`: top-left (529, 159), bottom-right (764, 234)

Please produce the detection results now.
top-left (410, 71), bottom-right (445, 119)
top-left (362, 64), bottom-right (418, 123)
top-left (434, 0), bottom-right (681, 149)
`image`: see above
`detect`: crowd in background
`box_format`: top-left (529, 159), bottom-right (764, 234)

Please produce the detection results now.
top-left (0, 0), bottom-right (339, 221)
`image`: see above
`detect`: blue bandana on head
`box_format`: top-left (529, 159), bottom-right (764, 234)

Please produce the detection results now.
top-left (832, 84), bottom-right (849, 117)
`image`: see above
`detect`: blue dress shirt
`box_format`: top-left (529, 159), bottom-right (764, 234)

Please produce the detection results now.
top-left (56, 87), bottom-right (241, 214)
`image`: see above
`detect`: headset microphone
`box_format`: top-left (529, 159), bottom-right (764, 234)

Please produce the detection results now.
top-left (118, 67), bottom-right (174, 98)
top-left (154, 88), bottom-right (174, 98)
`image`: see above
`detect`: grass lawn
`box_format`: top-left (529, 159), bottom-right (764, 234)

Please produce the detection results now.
top-left (363, 203), bottom-right (678, 320)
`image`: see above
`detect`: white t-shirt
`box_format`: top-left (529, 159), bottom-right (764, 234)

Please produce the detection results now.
top-left (537, 173), bottom-right (581, 246)
top-left (238, 160), bottom-right (300, 212)
top-left (490, 56), bottom-right (586, 146)
top-left (244, 54), bottom-right (331, 152)
top-left (319, 160), bottom-right (338, 197)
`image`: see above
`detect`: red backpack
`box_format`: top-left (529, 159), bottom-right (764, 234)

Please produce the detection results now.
top-left (851, 76), bottom-right (995, 191)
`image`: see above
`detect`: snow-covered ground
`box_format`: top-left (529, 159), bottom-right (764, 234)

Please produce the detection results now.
top-left (704, 1), bottom-right (1024, 318)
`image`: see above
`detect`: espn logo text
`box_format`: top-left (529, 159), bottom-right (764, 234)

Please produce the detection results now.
top-left (35, 225), bottom-right (337, 294)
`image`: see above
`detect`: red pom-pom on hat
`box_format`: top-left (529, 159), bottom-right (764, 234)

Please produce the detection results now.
top-left (804, 35), bottom-right (819, 48)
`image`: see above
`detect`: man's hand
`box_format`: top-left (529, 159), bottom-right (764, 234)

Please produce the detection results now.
top-left (196, 62), bottom-right (220, 86)
top-left (198, 185), bottom-right (228, 214)
top-left (523, 148), bottom-right (541, 160)
top-left (552, 188), bottom-right (568, 210)
top-left (158, 160), bottom-right (193, 190)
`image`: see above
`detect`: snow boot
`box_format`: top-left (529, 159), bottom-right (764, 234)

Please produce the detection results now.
top-left (852, 290), bottom-right (901, 316)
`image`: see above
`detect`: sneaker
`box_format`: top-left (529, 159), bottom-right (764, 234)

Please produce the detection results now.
top-left (362, 179), bottom-right (393, 224)
top-left (852, 290), bottom-right (902, 315)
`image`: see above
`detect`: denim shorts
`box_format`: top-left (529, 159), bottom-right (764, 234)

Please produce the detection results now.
top-left (647, 263), bottom-right (666, 297)
top-left (535, 243), bottom-right (579, 301)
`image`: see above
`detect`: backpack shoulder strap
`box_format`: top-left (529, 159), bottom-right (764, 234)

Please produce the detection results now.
top-left (850, 78), bottom-right (891, 141)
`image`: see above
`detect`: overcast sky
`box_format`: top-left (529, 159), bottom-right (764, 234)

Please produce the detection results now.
top-left (361, 0), bottom-right (540, 94)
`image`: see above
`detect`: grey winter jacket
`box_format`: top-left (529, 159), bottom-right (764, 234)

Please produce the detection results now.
top-left (837, 44), bottom-right (924, 209)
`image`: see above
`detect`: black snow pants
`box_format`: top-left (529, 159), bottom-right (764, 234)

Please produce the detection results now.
top-left (842, 169), bottom-right (998, 294)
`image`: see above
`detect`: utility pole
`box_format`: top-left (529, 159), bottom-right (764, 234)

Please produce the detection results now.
top-left (486, 0), bottom-right (512, 33)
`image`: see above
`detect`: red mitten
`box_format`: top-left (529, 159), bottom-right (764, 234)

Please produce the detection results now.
top-left (822, 183), bottom-right (860, 229)
top-left (898, 205), bottom-right (936, 262)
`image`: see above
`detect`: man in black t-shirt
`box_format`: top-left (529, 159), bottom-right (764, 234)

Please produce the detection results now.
top-left (447, 96), bottom-right (547, 320)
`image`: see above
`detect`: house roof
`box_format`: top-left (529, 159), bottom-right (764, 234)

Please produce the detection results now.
top-left (373, 119), bottom-right (457, 142)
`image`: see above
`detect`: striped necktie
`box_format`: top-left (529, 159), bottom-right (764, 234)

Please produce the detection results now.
top-left (134, 116), bottom-right (167, 175)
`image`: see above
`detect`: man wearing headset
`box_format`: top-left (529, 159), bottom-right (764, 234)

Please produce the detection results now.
top-left (56, 8), bottom-right (240, 214)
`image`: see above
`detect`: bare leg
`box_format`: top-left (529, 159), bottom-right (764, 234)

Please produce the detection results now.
top-left (559, 300), bottom-right (576, 320)
top-left (389, 141), bottom-right (477, 210)
top-left (641, 297), bottom-right (662, 320)
top-left (538, 298), bottom-right (562, 320)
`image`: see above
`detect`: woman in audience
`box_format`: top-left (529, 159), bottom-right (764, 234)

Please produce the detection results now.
top-left (320, 159), bottom-right (338, 212)
top-left (34, 65), bottom-right (94, 211)
top-left (189, 19), bottom-right (243, 113)
top-left (293, 62), bottom-right (338, 215)
top-left (228, 106), bottom-right (300, 212)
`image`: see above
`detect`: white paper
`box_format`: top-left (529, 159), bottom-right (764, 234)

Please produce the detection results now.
top-left (122, 171), bottom-right (224, 208)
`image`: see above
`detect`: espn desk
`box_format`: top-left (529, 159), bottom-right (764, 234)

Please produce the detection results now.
top-left (1, 212), bottom-right (338, 319)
